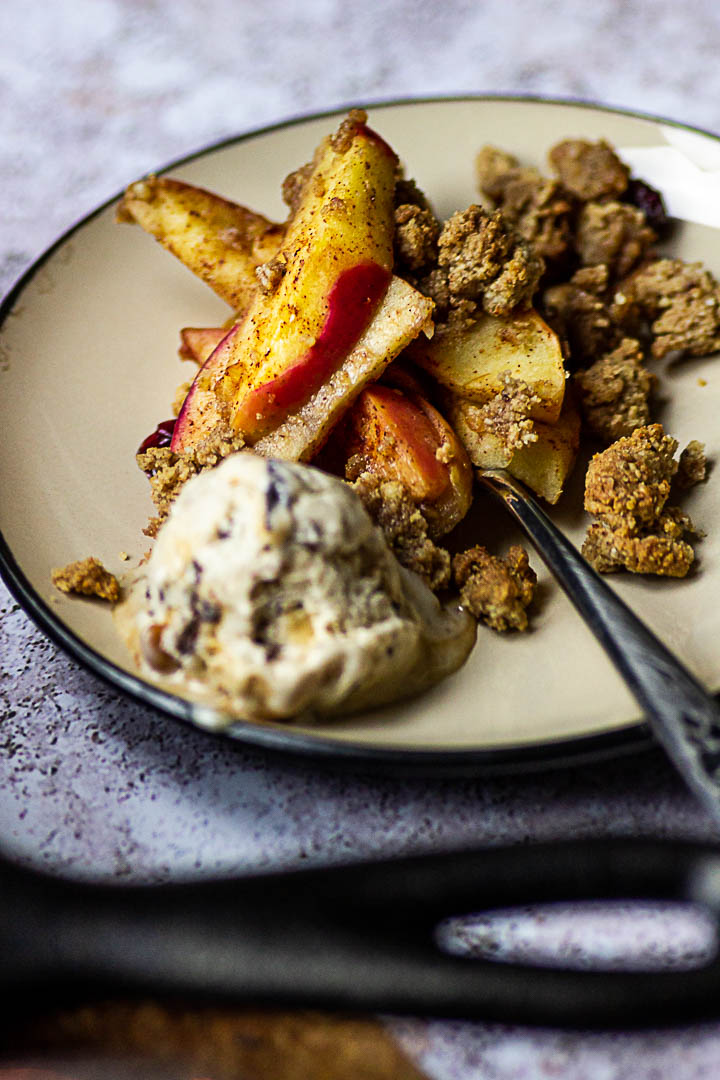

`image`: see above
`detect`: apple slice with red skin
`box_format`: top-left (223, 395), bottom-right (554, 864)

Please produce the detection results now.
top-left (205, 116), bottom-right (399, 444)
top-left (231, 260), bottom-right (391, 437)
top-left (171, 323), bottom-right (242, 451)
top-left (171, 277), bottom-right (434, 460)
top-left (330, 383), bottom-right (474, 537)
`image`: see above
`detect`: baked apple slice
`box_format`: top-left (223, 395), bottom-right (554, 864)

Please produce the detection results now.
top-left (448, 390), bottom-right (581, 504)
top-left (408, 307), bottom-right (566, 424)
top-left (173, 113), bottom-right (435, 457)
top-left (117, 177), bottom-right (284, 311)
top-left (327, 383), bottom-right (473, 537)
top-left (172, 277), bottom-right (434, 460)
top-left (212, 114), bottom-right (400, 439)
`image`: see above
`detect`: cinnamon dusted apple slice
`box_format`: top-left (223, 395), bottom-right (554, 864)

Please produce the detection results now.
top-left (173, 113), bottom-right (434, 459)
top-left (208, 113), bottom-right (401, 443)
top-left (409, 308), bottom-right (566, 424)
top-left (172, 278), bottom-right (434, 460)
top-left (328, 383), bottom-right (473, 537)
top-left (117, 177), bottom-right (284, 311)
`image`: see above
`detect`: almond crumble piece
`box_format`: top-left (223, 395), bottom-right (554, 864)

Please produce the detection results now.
top-left (452, 544), bottom-right (537, 632)
top-left (581, 423), bottom-right (700, 577)
top-left (575, 200), bottom-right (656, 279)
top-left (620, 258), bottom-right (720, 359)
top-left (51, 557), bottom-right (120, 603)
top-left (434, 205), bottom-right (544, 320)
top-left (542, 265), bottom-right (619, 367)
top-left (348, 472), bottom-right (451, 592)
top-left (394, 202), bottom-right (440, 274)
top-left (573, 337), bottom-right (655, 444)
top-left (476, 146), bottom-right (574, 264)
top-left (475, 373), bottom-right (540, 454)
top-left (137, 425), bottom-right (246, 536)
top-left (676, 440), bottom-right (708, 490)
top-left (548, 139), bottom-right (630, 202)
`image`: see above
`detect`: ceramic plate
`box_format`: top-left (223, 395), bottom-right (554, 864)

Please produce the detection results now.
top-left (2, 96), bottom-right (719, 773)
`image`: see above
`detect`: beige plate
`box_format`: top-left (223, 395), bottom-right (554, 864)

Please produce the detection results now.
top-left (2, 97), bottom-right (719, 772)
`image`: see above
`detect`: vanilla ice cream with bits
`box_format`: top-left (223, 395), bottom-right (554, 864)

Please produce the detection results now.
top-left (119, 452), bottom-right (476, 725)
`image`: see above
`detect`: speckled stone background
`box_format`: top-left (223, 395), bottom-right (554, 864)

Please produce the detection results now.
top-left (4, 1), bottom-right (720, 1076)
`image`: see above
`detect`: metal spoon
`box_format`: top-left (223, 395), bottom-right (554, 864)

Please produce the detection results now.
top-left (477, 468), bottom-right (720, 829)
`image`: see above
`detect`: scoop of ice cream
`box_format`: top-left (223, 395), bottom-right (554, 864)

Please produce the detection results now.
top-left (119, 452), bottom-right (476, 725)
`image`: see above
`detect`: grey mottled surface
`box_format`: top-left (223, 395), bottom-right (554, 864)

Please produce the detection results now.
top-left (3, 1), bottom-right (720, 1075)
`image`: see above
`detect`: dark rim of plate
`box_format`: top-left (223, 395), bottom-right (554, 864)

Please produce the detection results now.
top-left (5, 91), bottom-right (716, 777)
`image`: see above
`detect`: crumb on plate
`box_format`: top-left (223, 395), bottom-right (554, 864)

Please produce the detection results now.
top-left (51, 556), bottom-right (120, 603)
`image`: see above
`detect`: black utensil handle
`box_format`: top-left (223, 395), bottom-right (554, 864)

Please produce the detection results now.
top-left (3, 838), bottom-right (720, 1028)
top-left (479, 469), bottom-right (720, 830)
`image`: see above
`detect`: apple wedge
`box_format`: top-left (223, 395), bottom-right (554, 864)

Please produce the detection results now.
top-left (172, 277), bottom-right (434, 460)
top-left (409, 308), bottom-right (566, 424)
top-left (171, 323), bottom-right (243, 450)
top-left (325, 383), bottom-right (473, 537)
top-left (506, 398), bottom-right (581, 504)
top-left (448, 391), bottom-right (581, 504)
top-left (205, 115), bottom-right (400, 442)
top-left (173, 113), bottom-right (424, 458)
top-left (117, 177), bottom-right (284, 311)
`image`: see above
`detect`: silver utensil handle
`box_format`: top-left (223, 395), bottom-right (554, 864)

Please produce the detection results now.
top-left (479, 469), bottom-right (720, 828)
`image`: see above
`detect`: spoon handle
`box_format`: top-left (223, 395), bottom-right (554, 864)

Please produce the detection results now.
top-left (478, 469), bottom-right (720, 828)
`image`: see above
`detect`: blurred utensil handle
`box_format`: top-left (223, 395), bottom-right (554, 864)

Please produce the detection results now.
top-left (478, 468), bottom-right (720, 830)
top-left (2, 838), bottom-right (720, 1028)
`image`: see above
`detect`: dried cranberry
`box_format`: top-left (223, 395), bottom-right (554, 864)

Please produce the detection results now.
top-left (625, 177), bottom-right (670, 233)
top-left (138, 418), bottom-right (176, 454)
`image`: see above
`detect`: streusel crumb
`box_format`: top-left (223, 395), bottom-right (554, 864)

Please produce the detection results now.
top-left (582, 424), bottom-right (700, 577)
top-left (51, 557), bottom-right (120, 603)
top-left (452, 544), bottom-right (536, 632)
top-left (349, 472), bottom-right (451, 592)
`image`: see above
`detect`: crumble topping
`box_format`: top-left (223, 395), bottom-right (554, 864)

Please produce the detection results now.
top-left (468, 373), bottom-right (540, 455)
top-left (676, 440), bottom-right (708, 490)
top-left (547, 138), bottom-right (630, 202)
top-left (452, 544), bottom-right (537, 632)
top-left (255, 253), bottom-right (287, 294)
top-left (137, 426), bottom-right (246, 536)
top-left (348, 472), bottom-right (451, 592)
top-left (329, 108), bottom-right (369, 153)
top-left (476, 146), bottom-right (574, 264)
top-left (582, 424), bottom-right (700, 576)
top-left (573, 337), bottom-right (655, 444)
top-left (575, 200), bottom-right (656, 279)
top-left (51, 557), bottom-right (120, 603)
top-left (620, 258), bottom-right (720, 359)
top-left (394, 202), bottom-right (440, 274)
top-left (542, 265), bottom-right (619, 367)
top-left (433, 205), bottom-right (544, 321)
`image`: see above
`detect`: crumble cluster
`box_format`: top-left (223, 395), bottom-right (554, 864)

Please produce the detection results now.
top-left (137, 426), bottom-right (246, 537)
top-left (348, 471), bottom-right (451, 593)
top-left (394, 189), bottom-right (544, 329)
top-left (51, 556), bottom-right (120, 603)
top-left (468, 372), bottom-right (540, 454)
top-left (452, 544), bottom-right (537, 632)
top-left (581, 424), bottom-right (704, 577)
